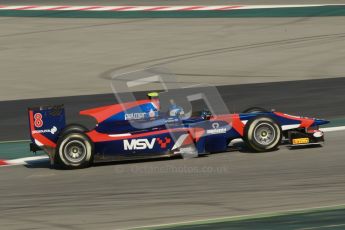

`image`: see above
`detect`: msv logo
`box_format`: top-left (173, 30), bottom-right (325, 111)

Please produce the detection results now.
top-left (157, 137), bottom-right (171, 148)
top-left (123, 138), bottom-right (156, 150)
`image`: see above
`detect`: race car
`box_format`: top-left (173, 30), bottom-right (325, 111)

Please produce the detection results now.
top-left (28, 93), bottom-right (329, 169)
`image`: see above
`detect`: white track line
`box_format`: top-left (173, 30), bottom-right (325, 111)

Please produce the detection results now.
top-left (0, 156), bottom-right (48, 166)
top-left (122, 204), bottom-right (345, 230)
top-left (320, 126), bottom-right (345, 132)
top-left (6, 155), bottom-right (48, 165)
top-left (0, 139), bottom-right (29, 144)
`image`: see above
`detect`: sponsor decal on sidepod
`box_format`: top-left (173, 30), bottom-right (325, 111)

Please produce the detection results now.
top-left (124, 112), bottom-right (146, 120)
top-left (206, 122), bottom-right (227, 134)
top-left (123, 137), bottom-right (172, 150)
top-left (124, 138), bottom-right (156, 150)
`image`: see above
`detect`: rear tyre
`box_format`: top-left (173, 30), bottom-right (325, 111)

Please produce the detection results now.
top-left (244, 116), bottom-right (282, 152)
top-left (59, 124), bottom-right (88, 136)
top-left (56, 132), bottom-right (94, 169)
top-left (242, 107), bottom-right (268, 113)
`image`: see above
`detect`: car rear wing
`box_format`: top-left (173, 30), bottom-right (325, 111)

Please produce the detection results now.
top-left (28, 105), bottom-right (66, 152)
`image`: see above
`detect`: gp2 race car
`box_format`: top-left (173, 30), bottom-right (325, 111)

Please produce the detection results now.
top-left (28, 96), bottom-right (329, 169)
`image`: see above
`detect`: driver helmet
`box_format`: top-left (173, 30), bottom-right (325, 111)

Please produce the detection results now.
top-left (147, 92), bottom-right (159, 100)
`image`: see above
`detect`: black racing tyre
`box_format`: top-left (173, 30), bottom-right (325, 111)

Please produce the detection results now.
top-left (244, 116), bottom-right (282, 152)
top-left (59, 124), bottom-right (88, 137)
top-left (55, 132), bottom-right (94, 169)
top-left (242, 107), bottom-right (269, 113)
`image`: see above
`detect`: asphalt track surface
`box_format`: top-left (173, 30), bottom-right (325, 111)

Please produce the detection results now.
top-left (0, 77), bottom-right (345, 229)
top-left (1, 1), bottom-right (345, 229)
top-left (0, 130), bottom-right (344, 229)
top-left (1, 16), bottom-right (345, 100)
top-left (1, 77), bottom-right (345, 141)
top-left (151, 206), bottom-right (345, 229)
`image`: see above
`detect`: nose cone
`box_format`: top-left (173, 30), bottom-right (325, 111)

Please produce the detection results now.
top-left (313, 119), bottom-right (330, 126)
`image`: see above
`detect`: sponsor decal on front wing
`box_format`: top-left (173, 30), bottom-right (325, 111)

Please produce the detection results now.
top-left (292, 138), bottom-right (310, 145)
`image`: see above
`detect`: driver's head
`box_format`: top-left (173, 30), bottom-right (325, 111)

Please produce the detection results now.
top-left (147, 92), bottom-right (160, 110)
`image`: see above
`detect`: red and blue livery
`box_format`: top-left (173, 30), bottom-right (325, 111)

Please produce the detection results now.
top-left (28, 96), bottom-right (329, 169)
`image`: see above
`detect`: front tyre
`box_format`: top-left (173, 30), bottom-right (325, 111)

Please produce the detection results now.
top-left (56, 132), bottom-right (94, 169)
top-left (244, 116), bottom-right (282, 152)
